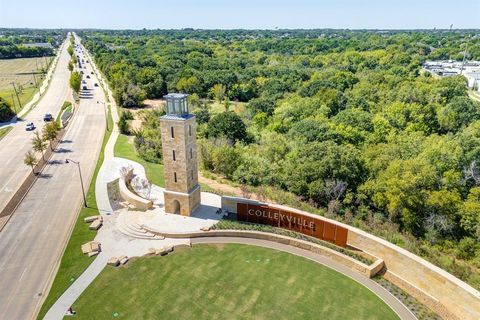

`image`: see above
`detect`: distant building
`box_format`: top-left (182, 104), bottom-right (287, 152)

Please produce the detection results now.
top-left (423, 60), bottom-right (480, 91)
top-left (106, 44), bottom-right (126, 51)
top-left (465, 72), bottom-right (480, 92)
top-left (22, 42), bottom-right (53, 49)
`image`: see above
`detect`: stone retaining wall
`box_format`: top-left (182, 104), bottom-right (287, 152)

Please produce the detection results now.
top-left (118, 177), bottom-right (152, 211)
top-left (141, 227), bottom-right (383, 279)
top-left (222, 196), bottom-right (480, 320)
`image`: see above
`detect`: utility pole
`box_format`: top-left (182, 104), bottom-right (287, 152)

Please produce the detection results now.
top-left (11, 82), bottom-right (22, 111)
top-left (11, 94), bottom-right (17, 113)
top-left (101, 102), bottom-right (109, 131)
top-left (460, 37), bottom-right (470, 75)
top-left (32, 71), bottom-right (39, 88)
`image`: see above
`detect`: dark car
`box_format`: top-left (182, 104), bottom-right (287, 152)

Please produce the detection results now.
top-left (94, 83), bottom-right (99, 87)
top-left (82, 86), bottom-right (87, 90)
top-left (86, 75), bottom-right (90, 79)
top-left (90, 71), bottom-right (94, 74)
top-left (43, 114), bottom-right (53, 122)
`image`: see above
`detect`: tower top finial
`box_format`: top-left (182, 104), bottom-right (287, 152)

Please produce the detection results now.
top-left (164, 93), bottom-right (189, 116)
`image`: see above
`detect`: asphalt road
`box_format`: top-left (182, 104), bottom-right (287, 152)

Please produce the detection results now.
top-left (0, 38), bottom-right (70, 225)
top-left (0, 35), bottom-right (107, 320)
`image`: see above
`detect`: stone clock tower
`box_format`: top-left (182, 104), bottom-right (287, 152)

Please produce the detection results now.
top-left (160, 93), bottom-right (201, 216)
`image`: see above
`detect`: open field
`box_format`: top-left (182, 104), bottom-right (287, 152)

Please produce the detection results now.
top-left (0, 57), bottom-right (51, 90)
top-left (72, 244), bottom-right (399, 319)
top-left (0, 86), bottom-right (37, 111)
top-left (0, 57), bottom-right (52, 111)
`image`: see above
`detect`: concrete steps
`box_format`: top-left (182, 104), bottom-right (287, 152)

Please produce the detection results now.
top-left (116, 212), bottom-right (163, 240)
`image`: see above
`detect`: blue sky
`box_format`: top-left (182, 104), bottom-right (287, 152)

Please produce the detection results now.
top-left (1, 0), bottom-right (479, 29)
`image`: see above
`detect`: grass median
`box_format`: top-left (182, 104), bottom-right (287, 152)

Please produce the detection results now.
top-left (71, 244), bottom-right (399, 320)
top-left (37, 105), bottom-right (113, 319)
top-left (0, 126), bottom-right (13, 141)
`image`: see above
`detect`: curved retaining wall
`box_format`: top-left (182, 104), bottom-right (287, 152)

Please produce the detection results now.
top-left (141, 226), bottom-right (383, 279)
top-left (119, 177), bottom-right (153, 211)
top-left (222, 196), bottom-right (480, 320)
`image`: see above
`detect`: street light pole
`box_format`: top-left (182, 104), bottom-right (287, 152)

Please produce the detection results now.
top-left (65, 158), bottom-right (87, 207)
top-left (104, 102), bottom-right (109, 131)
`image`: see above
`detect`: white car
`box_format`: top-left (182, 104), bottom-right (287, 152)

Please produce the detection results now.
top-left (25, 122), bottom-right (35, 131)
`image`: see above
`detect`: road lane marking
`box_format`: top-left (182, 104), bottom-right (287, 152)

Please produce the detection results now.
top-left (19, 267), bottom-right (28, 282)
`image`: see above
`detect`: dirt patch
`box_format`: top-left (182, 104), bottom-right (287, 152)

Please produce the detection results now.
top-left (198, 172), bottom-right (273, 203)
top-left (143, 99), bottom-right (166, 110)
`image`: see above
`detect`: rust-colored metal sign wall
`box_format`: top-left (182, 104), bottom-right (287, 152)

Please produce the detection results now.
top-left (237, 203), bottom-right (348, 247)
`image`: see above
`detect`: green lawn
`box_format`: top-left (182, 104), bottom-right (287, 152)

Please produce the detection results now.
top-left (0, 126), bottom-right (13, 141)
top-left (37, 106), bottom-right (113, 319)
top-left (113, 133), bottom-right (217, 193)
top-left (72, 244), bottom-right (399, 320)
top-left (0, 86), bottom-right (38, 112)
top-left (114, 133), bottom-right (165, 187)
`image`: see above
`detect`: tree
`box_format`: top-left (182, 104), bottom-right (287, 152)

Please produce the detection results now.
top-left (211, 83), bottom-right (226, 102)
top-left (31, 131), bottom-right (47, 161)
top-left (118, 110), bottom-right (133, 134)
top-left (120, 84), bottom-right (145, 108)
top-left (0, 97), bottom-right (15, 122)
top-left (69, 71), bottom-right (81, 93)
top-left (24, 150), bottom-right (37, 174)
top-left (211, 144), bottom-right (242, 179)
top-left (207, 111), bottom-right (248, 143)
top-left (176, 76), bottom-right (200, 94)
top-left (193, 105), bottom-right (210, 124)
top-left (67, 61), bottom-right (74, 72)
top-left (42, 121), bottom-right (60, 150)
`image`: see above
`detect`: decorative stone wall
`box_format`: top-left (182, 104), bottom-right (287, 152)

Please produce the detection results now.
top-left (139, 228), bottom-right (383, 279)
top-left (118, 177), bottom-right (153, 211)
top-left (222, 196), bottom-right (480, 320)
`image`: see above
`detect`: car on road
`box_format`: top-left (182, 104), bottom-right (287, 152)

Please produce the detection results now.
top-left (94, 83), bottom-right (99, 87)
top-left (90, 71), bottom-right (94, 74)
top-left (86, 75), bottom-right (90, 79)
top-left (82, 80), bottom-right (86, 84)
top-left (25, 122), bottom-right (35, 131)
top-left (82, 86), bottom-right (87, 90)
top-left (43, 114), bottom-right (53, 122)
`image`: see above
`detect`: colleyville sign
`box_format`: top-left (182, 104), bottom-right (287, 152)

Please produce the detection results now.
top-left (236, 202), bottom-right (349, 247)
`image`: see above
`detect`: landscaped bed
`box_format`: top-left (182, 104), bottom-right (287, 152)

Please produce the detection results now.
top-left (212, 215), bottom-right (374, 265)
top-left (71, 244), bottom-right (399, 320)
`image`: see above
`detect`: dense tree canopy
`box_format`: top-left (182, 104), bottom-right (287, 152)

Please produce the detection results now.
top-left (83, 29), bottom-right (480, 289)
